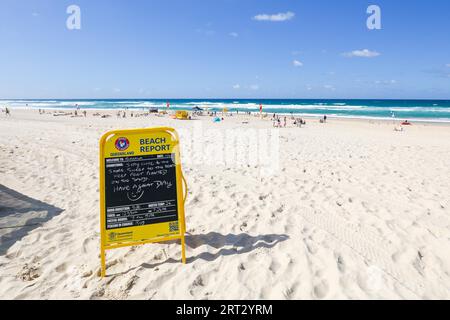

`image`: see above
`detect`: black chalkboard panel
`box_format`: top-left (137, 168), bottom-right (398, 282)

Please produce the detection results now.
top-left (104, 154), bottom-right (178, 230)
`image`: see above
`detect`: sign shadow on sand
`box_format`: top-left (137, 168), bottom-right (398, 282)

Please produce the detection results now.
top-left (137, 232), bottom-right (289, 270)
top-left (0, 185), bottom-right (64, 256)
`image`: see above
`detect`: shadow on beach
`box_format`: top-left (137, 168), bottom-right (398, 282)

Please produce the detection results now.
top-left (0, 185), bottom-right (64, 256)
top-left (118, 232), bottom-right (289, 273)
top-left (183, 232), bottom-right (289, 262)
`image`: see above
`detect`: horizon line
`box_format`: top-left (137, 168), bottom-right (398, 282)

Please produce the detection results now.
top-left (2, 98), bottom-right (450, 101)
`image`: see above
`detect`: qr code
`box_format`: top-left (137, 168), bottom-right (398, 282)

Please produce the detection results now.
top-left (169, 222), bottom-right (179, 232)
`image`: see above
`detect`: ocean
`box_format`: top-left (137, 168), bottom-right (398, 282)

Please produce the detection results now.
top-left (3, 99), bottom-right (450, 122)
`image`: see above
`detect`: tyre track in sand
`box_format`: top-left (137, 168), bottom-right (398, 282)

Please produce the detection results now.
top-left (292, 205), bottom-right (449, 299)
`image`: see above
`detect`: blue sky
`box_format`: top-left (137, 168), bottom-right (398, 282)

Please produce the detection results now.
top-left (0, 0), bottom-right (449, 99)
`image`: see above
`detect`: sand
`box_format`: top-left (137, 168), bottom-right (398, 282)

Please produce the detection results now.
top-left (1, 108), bottom-right (450, 300)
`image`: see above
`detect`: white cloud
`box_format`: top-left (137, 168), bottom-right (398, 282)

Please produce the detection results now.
top-left (196, 28), bottom-right (215, 36)
top-left (293, 60), bottom-right (303, 67)
top-left (343, 49), bottom-right (380, 58)
top-left (446, 64), bottom-right (450, 67)
top-left (250, 84), bottom-right (259, 90)
top-left (229, 32), bottom-right (239, 38)
top-left (113, 88), bottom-right (121, 93)
top-left (324, 85), bottom-right (336, 91)
top-left (232, 84), bottom-right (240, 89)
top-left (375, 80), bottom-right (397, 85)
top-left (253, 11), bottom-right (295, 22)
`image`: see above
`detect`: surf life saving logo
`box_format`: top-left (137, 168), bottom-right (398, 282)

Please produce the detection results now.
top-left (115, 137), bottom-right (130, 151)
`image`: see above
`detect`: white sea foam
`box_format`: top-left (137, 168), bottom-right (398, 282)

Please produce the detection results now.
top-left (2, 100), bottom-right (450, 119)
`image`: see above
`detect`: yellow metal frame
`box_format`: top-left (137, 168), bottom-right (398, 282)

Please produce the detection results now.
top-left (99, 127), bottom-right (187, 278)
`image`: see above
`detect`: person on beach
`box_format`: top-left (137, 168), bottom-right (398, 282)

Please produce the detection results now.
top-left (5, 107), bottom-right (10, 116)
top-left (284, 117), bottom-right (287, 127)
top-left (83, 110), bottom-right (87, 117)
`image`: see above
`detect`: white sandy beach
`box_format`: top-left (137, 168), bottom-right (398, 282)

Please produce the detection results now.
top-left (1, 108), bottom-right (450, 300)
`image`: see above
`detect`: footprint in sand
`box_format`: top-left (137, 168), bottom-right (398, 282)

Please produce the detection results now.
top-left (313, 280), bottom-right (329, 299)
top-left (189, 275), bottom-right (206, 296)
top-left (17, 263), bottom-right (40, 282)
top-left (336, 255), bottom-right (346, 273)
top-left (55, 263), bottom-right (68, 273)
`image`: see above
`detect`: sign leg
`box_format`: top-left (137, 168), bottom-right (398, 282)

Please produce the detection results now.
top-left (101, 247), bottom-right (106, 278)
top-left (181, 236), bottom-right (186, 264)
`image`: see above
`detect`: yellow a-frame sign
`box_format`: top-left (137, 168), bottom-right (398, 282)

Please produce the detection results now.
top-left (99, 127), bottom-right (187, 277)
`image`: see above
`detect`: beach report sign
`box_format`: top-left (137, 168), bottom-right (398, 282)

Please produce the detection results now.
top-left (99, 127), bottom-right (187, 277)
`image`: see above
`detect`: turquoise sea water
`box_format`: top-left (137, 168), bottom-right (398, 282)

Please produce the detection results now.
top-left (3, 99), bottom-right (450, 122)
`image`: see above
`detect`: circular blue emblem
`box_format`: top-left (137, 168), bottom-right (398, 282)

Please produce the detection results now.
top-left (115, 137), bottom-right (130, 151)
